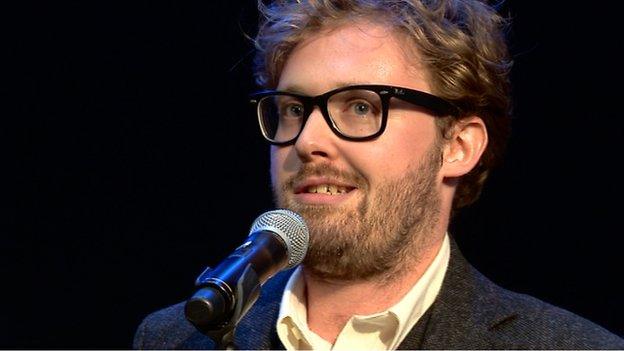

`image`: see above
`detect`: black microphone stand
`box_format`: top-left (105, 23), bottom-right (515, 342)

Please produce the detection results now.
top-left (185, 263), bottom-right (262, 350)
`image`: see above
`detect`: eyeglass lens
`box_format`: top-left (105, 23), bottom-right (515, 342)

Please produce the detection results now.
top-left (258, 89), bottom-right (383, 143)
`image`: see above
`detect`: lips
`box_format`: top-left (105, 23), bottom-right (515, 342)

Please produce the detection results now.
top-left (293, 178), bottom-right (356, 196)
top-left (305, 184), bottom-right (350, 195)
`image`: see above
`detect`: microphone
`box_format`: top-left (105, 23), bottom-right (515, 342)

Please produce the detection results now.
top-left (184, 209), bottom-right (309, 344)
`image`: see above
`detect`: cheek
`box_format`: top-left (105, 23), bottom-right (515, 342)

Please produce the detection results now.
top-left (353, 147), bottom-right (411, 186)
top-left (358, 126), bottom-right (435, 180)
top-left (269, 147), bottom-right (280, 186)
top-left (269, 146), bottom-right (292, 186)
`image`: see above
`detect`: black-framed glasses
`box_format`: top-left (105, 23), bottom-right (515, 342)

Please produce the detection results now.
top-left (250, 84), bottom-right (459, 145)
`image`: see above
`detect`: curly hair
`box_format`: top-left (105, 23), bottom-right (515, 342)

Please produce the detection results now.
top-left (253, 0), bottom-right (512, 210)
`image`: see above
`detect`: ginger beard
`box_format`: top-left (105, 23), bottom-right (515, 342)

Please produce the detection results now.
top-left (273, 143), bottom-right (442, 282)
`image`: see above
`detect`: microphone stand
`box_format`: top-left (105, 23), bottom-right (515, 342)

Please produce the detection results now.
top-left (185, 264), bottom-right (262, 350)
top-left (205, 327), bottom-right (236, 350)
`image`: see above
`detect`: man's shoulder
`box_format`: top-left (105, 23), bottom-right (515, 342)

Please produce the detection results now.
top-left (132, 269), bottom-right (293, 349)
top-left (133, 301), bottom-right (213, 349)
top-left (485, 280), bottom-right (623, 348)
top-left (432, 243), bottom-right (624, 349)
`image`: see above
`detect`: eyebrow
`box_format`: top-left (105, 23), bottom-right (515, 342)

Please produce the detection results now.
top-left (278, 81), bottom-right (369, 95)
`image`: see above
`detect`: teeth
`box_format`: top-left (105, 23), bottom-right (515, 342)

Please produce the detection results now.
top-left (328, 185), bottom-right (337, 194)
top-left (307, 184), bottom-right (348, 195)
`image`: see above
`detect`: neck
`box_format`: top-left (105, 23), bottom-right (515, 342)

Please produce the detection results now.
top-left (302, 232), bottom-right (446, 344)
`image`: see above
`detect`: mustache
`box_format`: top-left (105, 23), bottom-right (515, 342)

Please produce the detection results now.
top-left (282, 163), bottom-right (368, 191)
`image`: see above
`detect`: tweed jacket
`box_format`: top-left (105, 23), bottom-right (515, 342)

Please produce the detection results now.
top-left (133, 240), bottom-right (624, 349)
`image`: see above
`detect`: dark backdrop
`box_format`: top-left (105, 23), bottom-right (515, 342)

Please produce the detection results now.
top-left (12, 1), bottom-right (623, 348)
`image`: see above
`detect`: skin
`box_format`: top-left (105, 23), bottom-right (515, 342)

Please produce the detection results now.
top-left (270, 21), bottom-right (488, 343)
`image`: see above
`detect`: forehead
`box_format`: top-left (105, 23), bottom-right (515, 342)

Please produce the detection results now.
top-left (277, 21), bottom-right (430, 94)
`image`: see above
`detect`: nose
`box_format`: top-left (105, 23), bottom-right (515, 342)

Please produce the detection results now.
top-left (294, 107), bottom-right (338, 162)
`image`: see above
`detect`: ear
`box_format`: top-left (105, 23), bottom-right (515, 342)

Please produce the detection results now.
top-left (440, 116), bottom-right (488, 179)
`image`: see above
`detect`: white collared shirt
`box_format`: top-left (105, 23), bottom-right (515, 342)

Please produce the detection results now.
top-left (276, 234), bottom-right (450, 350)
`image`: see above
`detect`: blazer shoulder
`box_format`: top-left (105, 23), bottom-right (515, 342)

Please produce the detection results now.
top-left (487, 285), bottom-right (624, 349)
top-left (133, 302), bottom-right (214, 349)
top-left (424, 240), bottom-right (624, 349)
top-left (132, 269), bottom-right (294, 350)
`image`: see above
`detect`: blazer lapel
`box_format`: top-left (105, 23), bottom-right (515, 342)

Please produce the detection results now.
top-left (233, 269), bottom-right (293, 350)
top-left (399, 238), bottom-right (518, 349)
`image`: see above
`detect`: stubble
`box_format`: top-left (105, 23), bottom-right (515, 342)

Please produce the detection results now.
top-left (273, 144), bottom-right (442, 282)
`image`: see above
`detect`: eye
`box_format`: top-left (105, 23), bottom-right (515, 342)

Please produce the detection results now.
top-left (345, 99), bottom-right (379, 118)
top-left (287, 104), bottom-right (304, 117)
top-left (278, 100), bottom-right (304, 119)
top-left (352, 102), bottom-right (371, 116)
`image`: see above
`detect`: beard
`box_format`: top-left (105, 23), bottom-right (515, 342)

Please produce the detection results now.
top-left (272, 143), bottom-right (442, 282)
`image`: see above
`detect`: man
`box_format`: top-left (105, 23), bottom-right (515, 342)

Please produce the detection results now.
top-left (133, 0), bottom-right (624, 349)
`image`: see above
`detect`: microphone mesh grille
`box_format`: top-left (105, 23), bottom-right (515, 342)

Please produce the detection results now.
top-left (249, 209), bottom-right (309, 268)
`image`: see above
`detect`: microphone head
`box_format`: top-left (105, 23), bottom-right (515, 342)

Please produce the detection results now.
top-left (249, 209), bottom-right (309, 268)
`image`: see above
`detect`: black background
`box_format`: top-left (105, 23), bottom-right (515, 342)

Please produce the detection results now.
top-left (11, 1), bottom-right (623, 348)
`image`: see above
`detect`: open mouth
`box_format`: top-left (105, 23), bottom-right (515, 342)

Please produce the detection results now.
top-left (294, 181), bottom-right (357, 196)
top-left (303, 184), bottom-right (353, 195)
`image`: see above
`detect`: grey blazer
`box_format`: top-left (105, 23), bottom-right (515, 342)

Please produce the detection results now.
top-left (133, 240), bottom-right (624, 349)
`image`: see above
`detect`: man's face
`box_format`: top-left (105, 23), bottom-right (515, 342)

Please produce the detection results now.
top-left (271, 22), bottom-right (444, 281)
